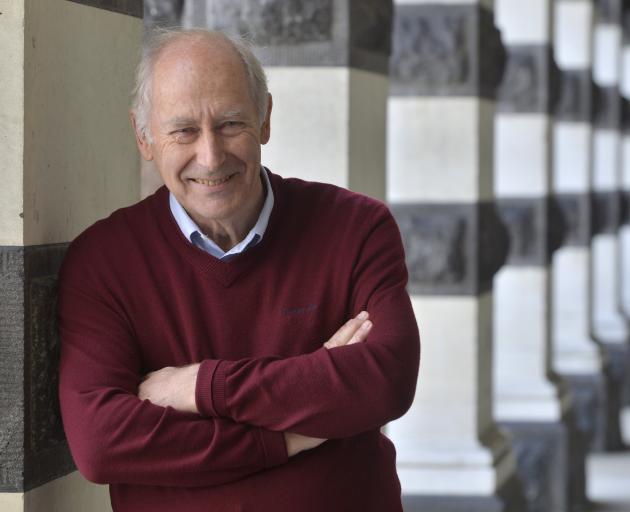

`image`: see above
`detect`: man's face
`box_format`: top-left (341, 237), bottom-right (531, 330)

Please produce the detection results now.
top-left (135, 37), bottom-right (271, 230)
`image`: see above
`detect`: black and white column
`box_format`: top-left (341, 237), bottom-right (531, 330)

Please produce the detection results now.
top-left (386, 1), bottom-right (524, 510)
top-left (493, 0), bottom-right (576, 510)
top-left (591, 0), bottom-right (629, 450)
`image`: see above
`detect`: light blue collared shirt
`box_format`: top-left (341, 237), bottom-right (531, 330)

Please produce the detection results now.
top-left (169, 168), bottom-right (274, 260)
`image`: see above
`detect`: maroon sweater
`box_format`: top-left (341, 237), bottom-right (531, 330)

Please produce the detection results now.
top-left (58, 172), bottom-right (420, 512)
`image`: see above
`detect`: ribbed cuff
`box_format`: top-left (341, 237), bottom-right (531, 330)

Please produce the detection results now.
top-left (256, 428), bottom-right (289, 468)
top-left (211, 359), bottom-right (229, 418)
top-left (195, 359), bottom-right (221, 417)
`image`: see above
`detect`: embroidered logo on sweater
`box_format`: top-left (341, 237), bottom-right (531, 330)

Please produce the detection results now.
top-left (281, 304), bottom-right (318, 316)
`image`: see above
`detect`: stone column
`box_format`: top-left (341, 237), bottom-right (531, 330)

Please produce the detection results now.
top-left (552, 1), bottom-right (604, 507)
top-left (591, 0), bottom-right (629, 450)
top-left (386, 2), bottom-right (525, 510)
top-left (0, 1), bottom-right (142, 511)
top-left (619, 1), bottom-right (630, 407)
top-left (178, 0), bottom-right (389, 201)
top-left (493, 0), bottom-right (578, 510)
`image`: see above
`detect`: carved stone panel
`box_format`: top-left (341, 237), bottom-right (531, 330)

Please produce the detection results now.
top-left (555, 70), bottom-right (593, 123)
top-left (177, 0), bottom-right (391, 73)
top-left (0, 248), bottom-right (25, 492)
top-left (593, 85), bottom-right (621, 129)
top-left (144, 0), bottom-right (184, 27)
top-left (497, 45), bottom-right (559, 114)
top-left (0, 244), bottom-right (74, 492)
top-left (555, 194), bottom-right (592, 246)
top-left (206, 0), bottom-right (334, 45)
top-left (497, 197), bottom-right (567, 265)
top-left (391, 202), bottom-right (509, 295)
top-left (595, 0), bottom-right (622, 24)
top-left (621, 97), bottom-right (630, 133)
top-left (23, 244), bottom-right (74, 490)
top-left (390, 4), bottom-right (505, 98)
top-left (592, 191), bottom-right (622, 234)
top-left (622, 191), bottom-right (630, 225)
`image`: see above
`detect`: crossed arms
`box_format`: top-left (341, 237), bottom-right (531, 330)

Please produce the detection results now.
top-left (137, 311), bottom-right (374, 456)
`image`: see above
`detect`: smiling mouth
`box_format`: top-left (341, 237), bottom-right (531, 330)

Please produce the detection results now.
top-left (190, 174), bottom-right (235, 186)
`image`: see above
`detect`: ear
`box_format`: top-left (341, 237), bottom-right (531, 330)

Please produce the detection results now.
top-left (260, 94), bottom-right (272, 145)
top-left (130, 111), bottom-right (154, 161)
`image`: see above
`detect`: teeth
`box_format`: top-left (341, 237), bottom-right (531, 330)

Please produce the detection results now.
top-left (192, 175), bottom-right (232, 186)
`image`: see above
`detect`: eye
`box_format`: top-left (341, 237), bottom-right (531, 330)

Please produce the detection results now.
top-left (220, 121), bottom-right (245, 135)
top-left (171, 127), bottom-right (199, 143)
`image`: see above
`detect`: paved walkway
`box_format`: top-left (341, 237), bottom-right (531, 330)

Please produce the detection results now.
top-left (587, 408), bottom-right (630, 511)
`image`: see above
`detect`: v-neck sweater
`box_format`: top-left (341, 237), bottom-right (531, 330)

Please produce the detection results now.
top-left (58, 171), bottom-right (421, 512)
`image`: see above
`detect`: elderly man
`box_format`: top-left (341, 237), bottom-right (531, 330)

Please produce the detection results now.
top-left (58, 28), bottom-right (420, 512)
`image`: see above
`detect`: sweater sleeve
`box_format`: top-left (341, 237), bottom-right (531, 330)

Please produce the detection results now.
top-left (58, 246), bottom-right (288, 487)
top-left (195, 204), bottom-right (421, 439)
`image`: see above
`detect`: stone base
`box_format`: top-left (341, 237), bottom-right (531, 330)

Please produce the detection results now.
top-left (402, 472), bottom-right (527, 512)
top-left (499, 420), bottom-right (568, 512)
top-left (562, 374), bottom-right (605, 512)
top-left (562, 374), bottom-right (606, 453)
top-left (599, 342), bottom-right (630, 451)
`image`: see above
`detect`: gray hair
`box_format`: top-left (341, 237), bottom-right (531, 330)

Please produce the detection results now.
top-left (131, 28), bottom-right (269, 143)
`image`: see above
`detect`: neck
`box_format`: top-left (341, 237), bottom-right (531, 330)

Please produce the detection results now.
top-left (197, 174), bottom-right (265, 252)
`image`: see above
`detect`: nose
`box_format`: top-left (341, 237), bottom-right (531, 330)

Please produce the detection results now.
top-left (196, 129), bottom-right (225, 170)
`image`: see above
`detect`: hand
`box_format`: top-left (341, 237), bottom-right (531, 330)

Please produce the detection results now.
top-left (283, 432), bottom-right (326, 457)
top-left (138, 363), bottom-right (200, 413)
top-left (323, 311), bottom-right (372, 349)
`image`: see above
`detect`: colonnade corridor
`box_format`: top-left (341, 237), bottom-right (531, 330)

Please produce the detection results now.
top-left (3, 0), bottom-right (630, 511)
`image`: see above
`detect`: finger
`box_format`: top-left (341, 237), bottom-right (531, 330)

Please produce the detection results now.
top-left (324, 313), bottom-right (366, 348)
top-left (324, 311), bottom-right (369, 349)
top-left (347, 320), bottom-right (372, 345)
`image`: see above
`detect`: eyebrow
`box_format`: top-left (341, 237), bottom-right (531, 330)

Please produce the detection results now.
top-left (165, 117), bottom-right (198, 128)
top-left (165, 110), bottom-right (245, 128)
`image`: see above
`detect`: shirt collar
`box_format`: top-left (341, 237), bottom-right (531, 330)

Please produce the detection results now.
top-left (168, 167), bottom-right (274, 259)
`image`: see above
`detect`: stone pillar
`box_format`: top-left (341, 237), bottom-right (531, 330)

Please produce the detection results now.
top-left (178, 0), bottom-right (389, 201)
top-left (0, 1), bottom-right (142, 511)
top-left (591, 0), bottom-right (629, 450)
top-left (552, 1), bottom-right (604, 507)
top-left (493, 1), bottom-right (578, 510)
top-left (386, 2), bottom-right (525, 510)
top-left (619, 1), bottom-right (630, 407)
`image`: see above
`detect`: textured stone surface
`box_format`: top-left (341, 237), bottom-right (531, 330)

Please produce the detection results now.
top-left (555, 70), bottom-right (593, 123)
top-left (595, 0), bottom-right (622, 24)
top-left (555, 194), bottom-right (591, 246)
top-left (205, 0), bottom-right (334, 45)
top-left (496, 198), bottom-right (567, 265)
top-left (599, 343), bottom-right (629, 451)
top-left (178, 0), bottom-right (392, 73)
top-left (0, 244), bottom-right (73, 492)
top-left (593, 85), bottom-right (621, 129)
top-left (500, 421), bottom-right (568, 512)
top-left (66, 0), bottom-right (142, 18)
top-left (391, 203), bottom-right (509, 295)
top-left (390, 4), bottom-right (505, 98)
top-left (403, 473), bottom-right (527, 512)
top-left (564, 374), bottom-right (608, 454)
top-left (0, 248), bottom-right (26, 491)
top-left (592, 191), bottom-right (621, 234)
top-left (621, 98), bottom-right (630, 133)
top-left (497, 45), bottom-right (559, 114)
top-left (144, 0), bottom-right (184, 27)
top-left (622, 191), bottom-right (630, 225)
